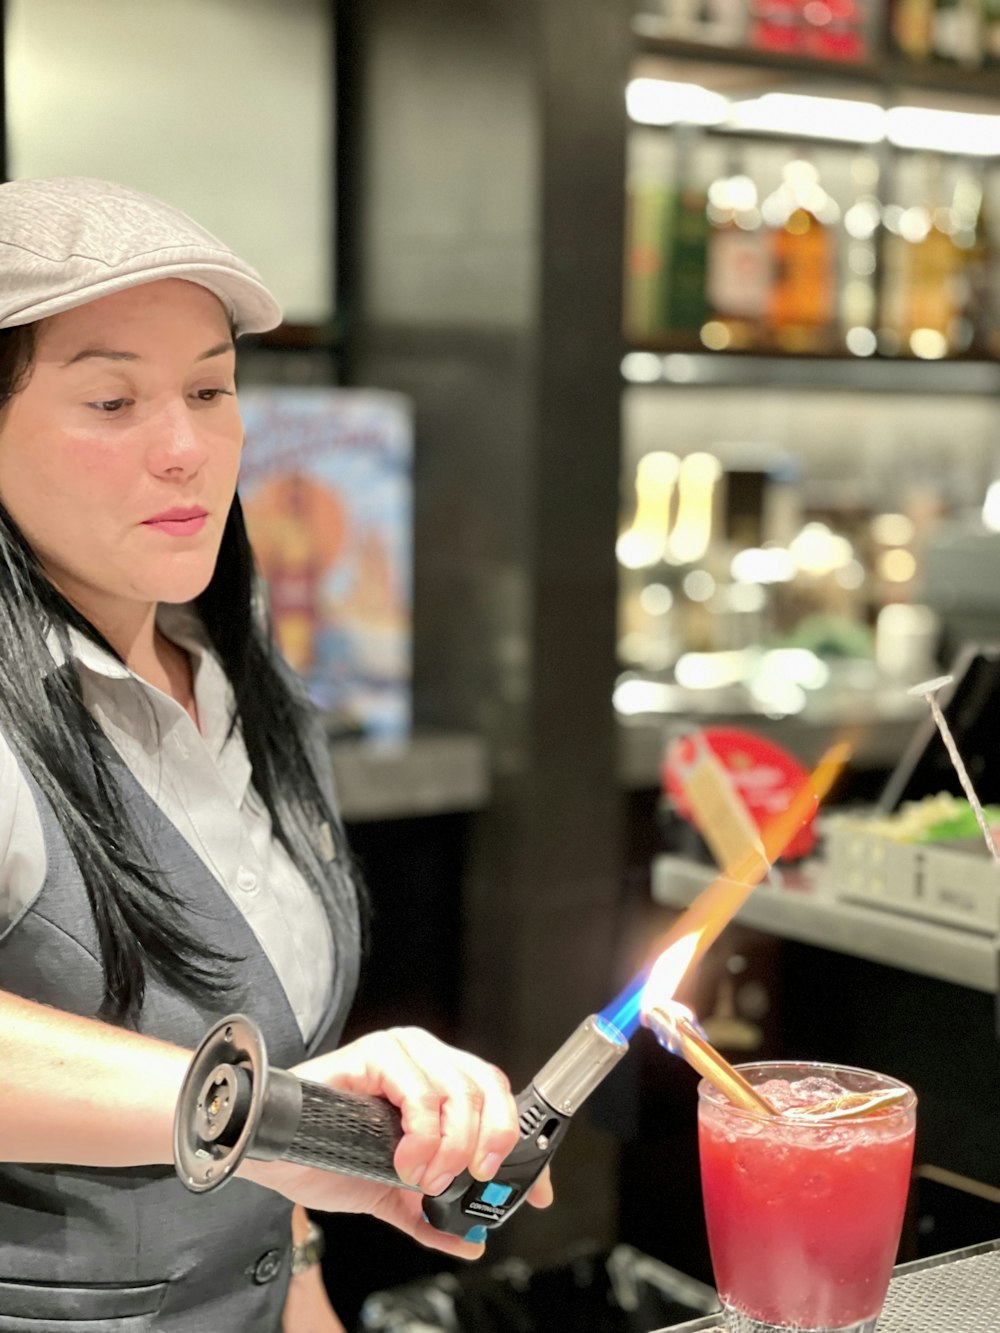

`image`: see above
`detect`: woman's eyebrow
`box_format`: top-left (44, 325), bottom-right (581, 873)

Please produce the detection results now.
top-left (61, 347), bottom-right (138, 367)
top-left (60, 340), bottom-right (235, 369)
top-left (197, 340), bottom-right (236, 361)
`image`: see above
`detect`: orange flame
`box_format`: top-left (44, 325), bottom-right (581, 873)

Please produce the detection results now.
top-left (641, 934), bottom-right (701, 1016)
top-left (639, 741), bottom-right (850, 1017)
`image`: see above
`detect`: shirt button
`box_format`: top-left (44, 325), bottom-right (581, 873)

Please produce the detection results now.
top-left (252, 1249), bottom-right (284, 1285)
top-left (236, 866), bottom-right (258, 894)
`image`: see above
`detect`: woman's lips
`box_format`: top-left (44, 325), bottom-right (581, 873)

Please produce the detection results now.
top-left (142, 507), bottom-right (209, 537)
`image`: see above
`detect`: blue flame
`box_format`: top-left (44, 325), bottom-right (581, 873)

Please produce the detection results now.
top-left (599, 968), bottom-right (650, 1040)
top-left (594, 1014), bottom-right (628, 1046)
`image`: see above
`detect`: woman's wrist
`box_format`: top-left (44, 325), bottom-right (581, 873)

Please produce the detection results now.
top-left (290, 1218), bottom-right (325, 1277)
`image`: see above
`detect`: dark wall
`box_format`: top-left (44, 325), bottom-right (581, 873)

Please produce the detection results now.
top-left (339, 0), bottom-right (634, 1271)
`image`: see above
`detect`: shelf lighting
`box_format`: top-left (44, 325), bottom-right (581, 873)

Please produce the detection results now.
top-left (886, 105), bottom-right (1000, 155)
top-left (621, 351), bottom-right (666, 382)
top-left (982, 482), bottom-right (1000, 533)
top-left (620, 353), bottom-right (701, 385)
top-left (728, 93), bottom-right (885, 144)
top-left (846, 326), bottom-right (878, 357)
top-left (674, 649), bottom-right (754, 690)
top-left (909, 328), bottom-right (949, 359)
top-left (626, 78), bottom-right (728, 126)
top-left (617, 450), bottom-right (681, 569)
top-left (730, 546), bottom-right (796, 584)
top-left (871, 512), bottom-right (916, 546)
top-left (627, 80), bottom-right (1000, 155)
top-left (662, 354), bottom-right (700, 383)
top-left (756, 647), bottom-right (830, 691)
top-left (788, 522), bottom-right (854, 575)
top-left (877, 548), bottom-right (918, 582)
top-left (613, 676), bottom-right (677, 715)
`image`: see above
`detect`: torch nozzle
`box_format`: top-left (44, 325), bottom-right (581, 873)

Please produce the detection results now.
top-left (531, 1014), bottom-right (628, 1116)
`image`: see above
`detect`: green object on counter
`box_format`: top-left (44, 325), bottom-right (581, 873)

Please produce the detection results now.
top-left (773, 613), bottom-right (874, 661)
top-left (916, 803), bottom-right (1000, 843)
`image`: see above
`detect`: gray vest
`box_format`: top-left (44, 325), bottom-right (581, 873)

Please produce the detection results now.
top-left (0, 732), bottom-right (360, 1333)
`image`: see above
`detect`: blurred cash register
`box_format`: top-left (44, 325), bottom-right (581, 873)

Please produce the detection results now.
top-left (878, 644), bottom-right (1000, 815)
top-left (824, 512), bottom-right (1000, 941)
top-left (826, 641), bottom-right (1000, 939)
top-left (920, 524), bottom-right (1000, 666)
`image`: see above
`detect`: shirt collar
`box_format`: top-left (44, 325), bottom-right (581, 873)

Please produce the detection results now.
top-left (45, 602), bottom-right (210, 682)
top-left (45, 603), bottom-right (248, 786)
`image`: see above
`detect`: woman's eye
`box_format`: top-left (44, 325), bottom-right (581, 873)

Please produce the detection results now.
top-left (192, 387), bottom-right (235, 403)
top-left (88, 398), bottom-right (131, 414)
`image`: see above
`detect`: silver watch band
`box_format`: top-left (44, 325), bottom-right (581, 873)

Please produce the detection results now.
top-left (290, 1219), bottom-right (325, 1276)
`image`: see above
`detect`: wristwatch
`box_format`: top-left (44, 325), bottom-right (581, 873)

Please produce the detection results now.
top-left (290, 1219), bottom-right (325, 1276)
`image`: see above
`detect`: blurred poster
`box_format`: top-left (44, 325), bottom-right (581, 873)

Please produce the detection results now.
top-left (239, 387), bottom-right (412, 739)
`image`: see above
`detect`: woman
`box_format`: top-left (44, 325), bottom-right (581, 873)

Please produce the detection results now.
top-left (0, 177), bottom-right (549, 1332)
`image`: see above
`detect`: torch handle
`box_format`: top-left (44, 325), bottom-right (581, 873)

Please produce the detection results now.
top-left (173, 1014), bottom-right (412, 1194)
top-left (277, 1078), bottom-right (408, 1187)
top-left (175, 1011), bottom-right (625, 1250)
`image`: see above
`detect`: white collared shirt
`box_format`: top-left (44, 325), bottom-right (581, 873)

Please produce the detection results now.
top-left (0, 605), bottom-right (335, 1042)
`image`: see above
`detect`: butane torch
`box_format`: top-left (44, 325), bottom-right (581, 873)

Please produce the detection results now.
top-left (173, 1012), bottom-right (627, 1241)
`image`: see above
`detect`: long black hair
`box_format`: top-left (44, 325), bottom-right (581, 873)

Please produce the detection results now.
top-left (0, 323), bottom-right (363, 1024)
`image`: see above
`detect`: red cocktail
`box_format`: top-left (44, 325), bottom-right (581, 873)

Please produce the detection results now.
top-left (698, 1061), bottom-right (916, 1333)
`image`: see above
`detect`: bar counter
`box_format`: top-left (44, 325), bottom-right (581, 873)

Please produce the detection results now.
top-left (655, 1238), bottom-right (1000, 1331)
top-left (651, 854), bottom-right (998, 992)
top-left (328, 730), bottom-right (490, 822)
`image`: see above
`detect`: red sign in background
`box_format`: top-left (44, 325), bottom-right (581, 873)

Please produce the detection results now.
top-left (663, 727), bottom-right (819, 861)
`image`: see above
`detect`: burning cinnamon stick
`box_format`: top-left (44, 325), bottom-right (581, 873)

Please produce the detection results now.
top-left (644, 1002), bottom-right (777, 1116)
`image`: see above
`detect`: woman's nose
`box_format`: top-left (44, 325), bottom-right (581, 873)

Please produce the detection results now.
top-left (146, 402), bottom-right (208, 476)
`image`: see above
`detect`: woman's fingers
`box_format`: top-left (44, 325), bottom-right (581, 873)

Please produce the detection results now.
top-left (423, 1059), bottom-right (519, 1191)
top-left (373, 1188), bottom-right (487, 1260)
top-left (526, 1164), bottom-right (554, 1209)
top-left (294, 1027), bottom-right (519, 1195)
top-left (241, 1159), bottom-right (488, 1260)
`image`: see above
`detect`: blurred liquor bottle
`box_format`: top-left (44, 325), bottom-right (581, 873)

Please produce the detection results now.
top-left (633, 0), bottom-right (747, 45)
top-left (930, 0), bottom-right (983, 60)
top-left (622, 130), bottom-right (711, 340)
top-left (983, 0), bottom-right (1000, 59)
top-left (748, 0), bottom-right (872, 60)
top-left (890, 0), bottom-right (935, 56)
top-left (804, 0), bottom-right (871, 60)
top-left (956, 162), bottom-right (998, 355)
top-left (623, 133), bottom-right (674, 341)
top-left (704, 152), bottom-right (772, 350)
top-left (763, 157), bottom-right (841, 353)
top-left (748, 0), bottom-right (800, 52)
top-left (879, 155), bottom-right (972, 357)
top-left (664, 132), bottom-right (712, 336)
top-left (841, 154), bottom-right (883, 354)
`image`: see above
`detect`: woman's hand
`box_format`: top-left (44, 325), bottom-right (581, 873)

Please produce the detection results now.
top-left (243, 1026), bottom-right (553, 1260)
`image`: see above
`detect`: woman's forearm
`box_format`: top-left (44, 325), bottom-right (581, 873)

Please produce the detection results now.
top-left (0, 989), bottom-right (190, 1167)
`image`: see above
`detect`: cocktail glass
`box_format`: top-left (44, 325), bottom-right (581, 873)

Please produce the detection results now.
top-left (698, 1060), bottom-right (916, 1333)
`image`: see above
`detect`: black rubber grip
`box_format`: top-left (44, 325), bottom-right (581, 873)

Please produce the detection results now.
top-left (280, 1078), bottom-right (409, 1188)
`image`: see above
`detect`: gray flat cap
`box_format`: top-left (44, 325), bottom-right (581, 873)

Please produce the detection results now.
top-left (0, 176), bottom-right (282, 335)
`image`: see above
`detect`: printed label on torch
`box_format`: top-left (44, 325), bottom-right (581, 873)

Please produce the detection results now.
top-left (465, 1200), bottom-right (505, 1221)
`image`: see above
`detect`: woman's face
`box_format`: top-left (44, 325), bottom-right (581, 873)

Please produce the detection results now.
top-left (0, 278), bottom-right (241, 629)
